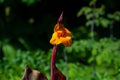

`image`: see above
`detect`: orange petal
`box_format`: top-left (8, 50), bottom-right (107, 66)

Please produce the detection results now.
top-left (54, 23), bottom-right (65, 32)
top-left (60, 37), bottom-right (72, 46)
top-left (54, 23), bottom-right (72, 36)
top-left (64, 27), bottom-right (72, 36)
top-left (57, 31), bottom-right (65, 38)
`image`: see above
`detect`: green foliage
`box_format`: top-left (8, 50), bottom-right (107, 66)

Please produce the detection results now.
top-left (1, 38), bottom-right (120, 80)
top-left (0, 0), bottom-right (120, 80)
top-left (77, 7), bottom-right (92, 18)
top-left (0, 0), bottom-right (4, 3)
top-left (89, 0), bottom-right (96, 6)
top-left (66, 38), bottom-right (120, 66)
top-left (0, 0), bottom-right (41, 5)
top-left (1, 39), bottom-right (120, 80)
top-left (21, 0), bottom-right (41, 6)
top-left (77, 0), bottom-right (120, 29)
top-left (76, 0), bottom-right (120, 28)
top-left (107, 11), bottom-right (120, 21)
top-left (66, 38), bottom-right (120, 79)
top-left (74, 0), bottom-right (120, 79)
top-left (77, 4), bottom-right (111, 28)
top-left (0, 42), bottom-right (51, 80)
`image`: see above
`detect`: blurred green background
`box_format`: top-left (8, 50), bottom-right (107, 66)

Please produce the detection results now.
top-left (0, 0), bottom-right (120, 80)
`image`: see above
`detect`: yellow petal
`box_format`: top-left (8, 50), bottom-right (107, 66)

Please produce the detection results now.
top-left (50, 32), bottom-right (61, 45)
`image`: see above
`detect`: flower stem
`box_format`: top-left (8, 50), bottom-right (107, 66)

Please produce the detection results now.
top-left (51, 45), bottom-right (57, 80)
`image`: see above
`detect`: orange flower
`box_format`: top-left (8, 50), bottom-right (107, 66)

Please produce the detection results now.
top-left (50, 23), bottom-right (72, 46)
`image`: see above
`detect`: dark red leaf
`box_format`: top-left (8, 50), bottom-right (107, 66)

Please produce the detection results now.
top-left (22, 65), bottom-right (48, 80)
top-left (54, 66), bottom-right (66, 80)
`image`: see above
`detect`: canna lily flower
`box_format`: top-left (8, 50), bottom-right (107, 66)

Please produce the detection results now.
top-left (50, 12), bottom-right (72, 80)
top-left (50, 12), bottom-right (72, 47)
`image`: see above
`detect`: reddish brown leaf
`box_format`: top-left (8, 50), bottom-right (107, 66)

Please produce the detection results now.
top-left (54, 66), bottom-right (66, 80)
top-left (22, 65), bottom-right (48, 80)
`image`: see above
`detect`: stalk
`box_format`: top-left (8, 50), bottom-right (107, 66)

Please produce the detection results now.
top-left (110, 20), bottom-right (114, 40)
top-left (51, 45), bottom-right (57, 80)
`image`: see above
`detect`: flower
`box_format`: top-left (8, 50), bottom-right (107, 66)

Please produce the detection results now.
top-left (50, 12), bottom-right (70, 80)
top-left (50, 13), bottom-right (72, 47)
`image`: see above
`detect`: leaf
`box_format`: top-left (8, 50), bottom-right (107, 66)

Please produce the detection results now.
top-left (94, 19), bottom-right (100, 27)
top-left (108, 11), bottom-right (120, 21)
top-left (114, 15), bottom-right (120, 21)
top-left (100, 18), bottom-right (110, 28)
top-left (92, 48), bottom-right (97, 56)
top-left (96, 56), bottom-right (102, 65)
top-left (77, 7), bottom-right (92, 17)
top-left (77, 8), bottom-right (85, 17)
top-left (86, 20), bottom-right (93, 27)
top-left (84, 7), bottom-right (92, 15)
top-left (114, 11), bottom-right (120, 21)
top-left (86, 13), bottom-right (93, 20)
top-left (88, 57), bottom-right (94, 63)
top-left (22, 65), bottom-right (48, 80)
top-left (89, 0), bottom-right (96, 6)
top-left (107, 14), bottom-right (114, 19)
top-left (54, 66), bottom-right (66, 80)
top-left (18, 38), bottom-right (30, 50)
